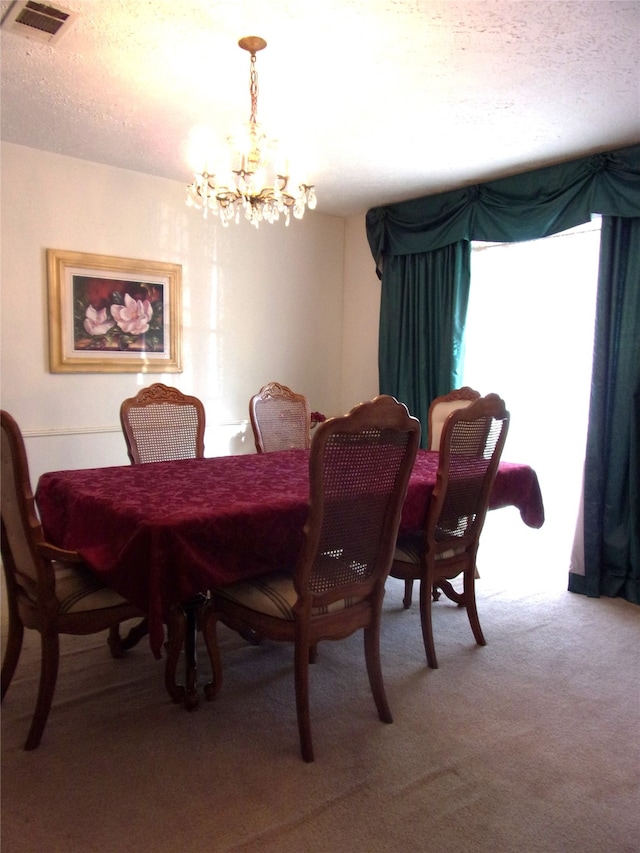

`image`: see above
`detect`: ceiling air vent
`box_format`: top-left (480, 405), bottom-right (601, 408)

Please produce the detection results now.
top-left (2, 1), bottom-right (77, 45)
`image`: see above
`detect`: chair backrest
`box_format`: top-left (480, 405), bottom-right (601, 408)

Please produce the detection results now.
top-left (120, 383), bottom-right (205, 464)
top-left (294, 395), bottom-right (421, 612)
top-left (1, 410), bottom-right (50, 604)
top-left (427, 386), bottom-right (481, 450)
top-left (249, 381), bottom-right (311, 453)
top-left (426, 394), bottom-right (509, 552)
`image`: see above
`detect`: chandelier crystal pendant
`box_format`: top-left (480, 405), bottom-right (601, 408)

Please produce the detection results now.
top-left (186, 36), bottom-right (317, 228)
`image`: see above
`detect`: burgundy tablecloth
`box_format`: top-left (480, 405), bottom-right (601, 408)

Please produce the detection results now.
top-left (36, 449), bottom-right (544, 657)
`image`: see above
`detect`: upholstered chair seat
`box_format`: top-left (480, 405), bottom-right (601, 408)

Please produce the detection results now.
top-left (52, 559), bottom-right (135, 614)
top-left (214, 571), bottom-right (366, 620)
top-left (394, 534), bottom-right (468, 565)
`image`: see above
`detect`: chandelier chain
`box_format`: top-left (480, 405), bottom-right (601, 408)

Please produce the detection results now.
top-left (249, 53), bottom-right (259, 126)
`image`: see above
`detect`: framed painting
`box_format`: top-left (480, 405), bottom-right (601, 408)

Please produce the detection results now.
top-left (47, 249), bottom-right (182, 373)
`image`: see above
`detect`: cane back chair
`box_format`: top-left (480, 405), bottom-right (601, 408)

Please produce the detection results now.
top-left (427, 386), bottom-right (481, 451)
top-left (1, 410), bottom-right (144, 749)
top-left (206, 395), bottom-right (421, 761)
top-left (390, 394), bottom-right (509, 669)
top-left (249, 381), bottom-right (311, 453)
top-left (120, 382), bottom-right (205, 464)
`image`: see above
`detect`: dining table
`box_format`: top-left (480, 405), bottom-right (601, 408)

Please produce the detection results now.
top-left (36, 449), bottom-right (544, 705)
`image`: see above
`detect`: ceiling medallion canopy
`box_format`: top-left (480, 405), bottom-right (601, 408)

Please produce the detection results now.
top-left (186, 36), bottom-right (317, 228)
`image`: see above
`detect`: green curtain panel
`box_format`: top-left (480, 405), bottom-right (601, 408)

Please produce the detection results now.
top-left (571, 216), bottom-right (640, 603)
top-left (378, 243), bottom-right (470, 443)
top-left (366, 142), bottom-right (640, 602)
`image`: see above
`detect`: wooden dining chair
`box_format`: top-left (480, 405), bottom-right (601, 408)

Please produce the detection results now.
top-left (427, 386), bottom-right (481, 450)
top-left (119, 382), bottom-right (207, 707)
top-left (390, 394), bottom-right (510, 669)
top-left (0, 410), bottom-right (144, 749)
top-left (249, 381), bottom-right (311, 453)
top-left (205, 395), bottom-right (421, 761)
top-left (120, 382), bottom-right (205, 464)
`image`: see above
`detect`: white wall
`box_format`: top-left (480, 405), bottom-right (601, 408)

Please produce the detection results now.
top-left (0, 142), bottom-right (381, 484)
top-left (341, 215), bottom-right (381, 410)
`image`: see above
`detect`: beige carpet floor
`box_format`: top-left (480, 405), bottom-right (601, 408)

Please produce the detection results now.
top-left (2, 510), bottom-right (639, 852)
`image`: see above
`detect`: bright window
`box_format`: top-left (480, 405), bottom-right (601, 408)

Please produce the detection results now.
top-left (462, 219), bottom-right (600, 566)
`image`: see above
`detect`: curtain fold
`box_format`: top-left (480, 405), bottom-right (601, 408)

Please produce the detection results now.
top-left (366, 142), bottom-right (640, 602)
top-left (572, 217), bottom-right (640, 603)
top-left (378, 243), bottom-right (470, 447)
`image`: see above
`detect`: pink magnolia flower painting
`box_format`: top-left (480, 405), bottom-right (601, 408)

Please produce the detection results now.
top-left (73, 276), bottom-right (166, 353)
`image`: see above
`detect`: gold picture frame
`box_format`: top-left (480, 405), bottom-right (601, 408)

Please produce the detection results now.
top-left (47, 249), bottom-right (182, 373)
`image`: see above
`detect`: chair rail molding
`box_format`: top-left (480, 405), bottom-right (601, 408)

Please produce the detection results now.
top-left (22, 420), bottom-right (250, 439)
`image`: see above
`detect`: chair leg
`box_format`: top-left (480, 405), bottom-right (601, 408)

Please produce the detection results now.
top-left (201, 601), bottom-right (223, 701)
top-left (107, 618), bottom-right (149, 659)
top-left (216, 613), bottom-right (262, 646)
top-left (294, 640), bottom-right (314, 762)
top-left (402, 578), bottom-right (414, 609)
top-left (25, 629), bottom-right (59, 750)
top-left (182, 598), bottom-right (201, 711)
top-left (164, 603), bottom-right (187, 705)
top-left (1, 614), bottom-right (24, 700)
top-left (364, 620), bottom-right (392, 724)
top-left (124, 617), bottom-right (150, 649)
top-left (435, 579), bottom-right (464, 606)
top-left (108, 624), bottom-right (125, 658)
top-left (419, 578), bottom-right (438, 669)
top-left (237, 627), bottom-right (263, 646)
top-left (464, 569), bottom-right (486, 647)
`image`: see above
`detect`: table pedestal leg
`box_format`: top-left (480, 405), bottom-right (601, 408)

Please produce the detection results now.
top-left (164, 594), bottom-right (207, 710)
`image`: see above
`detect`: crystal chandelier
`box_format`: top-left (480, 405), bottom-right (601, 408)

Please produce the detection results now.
top-left (186, 36), bottom-right (317, 228)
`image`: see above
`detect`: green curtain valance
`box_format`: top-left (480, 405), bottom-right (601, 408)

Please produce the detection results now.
top-left (366, 143), bottom-right (640, 263)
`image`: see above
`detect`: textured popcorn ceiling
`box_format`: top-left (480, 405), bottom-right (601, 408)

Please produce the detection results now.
top-left (1, 0), bottom-right (639, 216)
